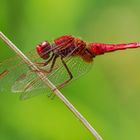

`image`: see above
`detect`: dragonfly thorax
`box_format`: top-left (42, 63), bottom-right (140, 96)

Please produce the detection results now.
top-left (53, 36), bottom-right (95, 62)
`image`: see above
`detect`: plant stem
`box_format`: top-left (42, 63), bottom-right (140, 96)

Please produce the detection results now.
top-left (0, 31), bottom-right (103, 140)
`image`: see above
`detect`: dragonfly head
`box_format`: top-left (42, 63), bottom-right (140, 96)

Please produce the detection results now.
top-left (36, 41), bottom-right (51, 60)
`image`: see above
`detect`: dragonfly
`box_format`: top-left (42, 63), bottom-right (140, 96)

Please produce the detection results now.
top-left (0, 35), bottom-right (140, 100)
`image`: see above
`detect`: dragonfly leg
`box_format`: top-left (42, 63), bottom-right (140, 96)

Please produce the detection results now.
top-left (53, 57), bottom-right (73, 92)
top-left (34, 53), bottom-right (55, 67)
top-left (46, 55), bottom-right (58, 73)
top-left (31, 54), bottom-right (58, 73)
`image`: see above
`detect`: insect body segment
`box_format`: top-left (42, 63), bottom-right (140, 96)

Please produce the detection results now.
top-left (88, 42), bottom-right (140, 55)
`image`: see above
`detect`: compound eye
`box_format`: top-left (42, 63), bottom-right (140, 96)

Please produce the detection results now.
top-left (36, 41), bottom-right (51, 59)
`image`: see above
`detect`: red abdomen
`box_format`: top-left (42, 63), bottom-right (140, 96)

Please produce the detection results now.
top-left (88, 42), bottom-right (140, 55)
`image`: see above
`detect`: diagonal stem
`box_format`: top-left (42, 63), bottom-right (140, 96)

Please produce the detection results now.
top-left (0, 31), bottom-right (103, 140)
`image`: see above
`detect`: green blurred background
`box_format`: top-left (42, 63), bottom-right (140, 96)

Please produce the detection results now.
top-left (0, 0), bottom-right (140, 140)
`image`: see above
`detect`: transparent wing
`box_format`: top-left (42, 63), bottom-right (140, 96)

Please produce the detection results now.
top-left (0, 49), bottom-right (50, 92)
top-left (15, 56), bottom-right (93, 100)
top-left (12, 57), bottom-right (63, 100)
top-left (48, 56), bottom-right (93, 85)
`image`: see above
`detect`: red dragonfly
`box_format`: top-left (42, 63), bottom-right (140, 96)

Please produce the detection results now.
top-left (0, 35), bottom-right (140, 99)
